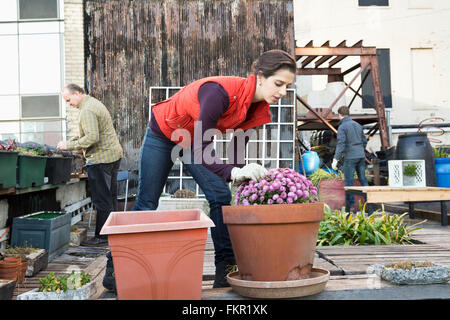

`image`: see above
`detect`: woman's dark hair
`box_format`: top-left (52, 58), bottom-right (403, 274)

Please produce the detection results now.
top-left (64, 83), bottom-right (85, 94)
top-left (252, 49), bottom-right (296, 78)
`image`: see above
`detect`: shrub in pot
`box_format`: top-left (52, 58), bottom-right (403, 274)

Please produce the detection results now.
top-left (222, 168), bottom-right (324, 282)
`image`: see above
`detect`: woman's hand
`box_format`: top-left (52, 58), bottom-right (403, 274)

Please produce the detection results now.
top-left (231, 163), bottom-right (268, 184)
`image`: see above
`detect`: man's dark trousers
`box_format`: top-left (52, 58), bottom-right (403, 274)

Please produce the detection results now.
top-left (86, 159), bottom-right (121, 239)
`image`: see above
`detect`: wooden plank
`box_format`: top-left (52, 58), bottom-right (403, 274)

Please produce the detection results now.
top-left (345, 186), bottom-right (450, 203)
top-left (295, 47), bottom-right (376, 56)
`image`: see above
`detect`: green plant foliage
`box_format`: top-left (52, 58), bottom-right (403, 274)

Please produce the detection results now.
top-left (385, 260), bottom-right (433, 270)
top-left (317, 204), bottom-right (425, 246)
top-left (3, 243), bottom-right (37, 258)
top-left (16, 142), bottom-right (46, 156)
top-left (38, 271), bottom-right (91, 293)
top-left (403, 164), bottom-right (417, 177)
top-left (433, 147), bottom-right (450, 158)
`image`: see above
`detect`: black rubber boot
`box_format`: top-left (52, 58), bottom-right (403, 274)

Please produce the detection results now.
top-left (213, 259), bottom-right (236, 288)
top-left (102, 251), bottom-right (117, 293)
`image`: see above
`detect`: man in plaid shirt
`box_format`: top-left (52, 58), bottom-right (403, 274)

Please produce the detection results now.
top-left (58, 83), bottom-right (123, 246)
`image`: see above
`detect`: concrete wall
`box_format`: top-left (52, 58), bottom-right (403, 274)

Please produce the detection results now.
top-left (293, 0), bottom-right (450, 151)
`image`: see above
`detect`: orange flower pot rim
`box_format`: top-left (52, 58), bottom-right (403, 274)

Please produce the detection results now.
top-left (100, 209), bottom-right (214, 236)
top-left (222, 202), bottom-right (324, 225)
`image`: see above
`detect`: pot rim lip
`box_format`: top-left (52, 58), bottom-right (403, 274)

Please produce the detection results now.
top-left (222, 202), bottom-right (324, 224)
top-left (100, 208), bottom-right (215, 235)
top-left (223, 202), bottom-right (325, 209)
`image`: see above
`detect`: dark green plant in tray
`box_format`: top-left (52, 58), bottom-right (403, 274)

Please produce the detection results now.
top-left (403, 164), bottom-right (417, 177)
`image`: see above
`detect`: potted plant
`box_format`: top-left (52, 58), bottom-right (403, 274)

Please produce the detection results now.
top-left (15, 143), bottom-right (48, 188)
top-left (158, 189), bottom-right (208, 213)
top-left (372, 260), bottom-right (450, 285)
top-left (0, 244), bottom-right (48, 277)
top-left (0, 139), bottom-right (19, 189)
top-left (309, 168), bottom-right (365, 211)
top-left (222, 168), bottom-right (324, 283)
top-left (17, 271), bottom-right (93, 300)
top-left (403, 164), bottom-right (417, 186)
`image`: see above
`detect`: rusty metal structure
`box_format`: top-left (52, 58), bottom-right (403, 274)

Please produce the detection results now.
top-left (295, 40), bottom-right (390, 152)
top-left (84, 0), bottom-right (295, 172)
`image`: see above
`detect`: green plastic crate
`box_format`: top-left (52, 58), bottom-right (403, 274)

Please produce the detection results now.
top-left (11, 211), bottom-right (71, 262)
top-left (0, 151), bottom-right (18, 188)
top-left (16, 154), bottom-right (47, 188)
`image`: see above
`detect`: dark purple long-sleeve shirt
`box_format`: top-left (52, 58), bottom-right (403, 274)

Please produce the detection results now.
top-left (150, 82), bottom-right (248, 181)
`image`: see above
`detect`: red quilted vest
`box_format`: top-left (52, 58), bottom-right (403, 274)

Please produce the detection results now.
top-left (152, 74), bottom-right (271, 147)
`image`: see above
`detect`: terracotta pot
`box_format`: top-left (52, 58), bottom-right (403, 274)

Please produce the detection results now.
top-left (3, 256), bottom-right (26, 283)
top-left (19, 259), bottom-right (28, 282)
top-left (3, 257), bottom-right (21, 263)
top-left (100, 209), bottom-right (214, 300)
top-left (318, 179), bottom-right (365, 211)
top-left (222, 202), bottom-right (324, 282)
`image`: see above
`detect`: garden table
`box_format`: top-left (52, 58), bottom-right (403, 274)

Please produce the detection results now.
top-left (344, 186), bottom-right (450, 226)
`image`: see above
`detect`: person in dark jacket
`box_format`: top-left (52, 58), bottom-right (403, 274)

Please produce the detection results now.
top-left (332, 106), bottom-right (369, 212)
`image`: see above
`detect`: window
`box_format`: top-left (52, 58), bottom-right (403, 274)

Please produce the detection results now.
top-left (358, 0), bottom-right (389, 6)
top-left (0, 0), bottom-right (64, 145)
top-left (19, 0), bottom-right (58, 20)
top-left (362, 49), bottom-right (392, 109)
top-left (21, 95), bottom-right (60, 118)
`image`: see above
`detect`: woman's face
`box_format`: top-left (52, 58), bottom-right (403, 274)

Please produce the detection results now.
top-left (255, 68), bottom-right (295, 104)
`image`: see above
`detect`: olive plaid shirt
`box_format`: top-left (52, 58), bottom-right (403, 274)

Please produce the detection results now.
top-left (67, 95), bottom-right (123, 164)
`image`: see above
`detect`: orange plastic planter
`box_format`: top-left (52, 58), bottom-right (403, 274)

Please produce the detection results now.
top-left (100, 209), bottom-right (214, 300)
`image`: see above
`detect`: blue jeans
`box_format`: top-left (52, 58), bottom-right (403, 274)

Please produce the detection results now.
top-left (132, 127), bottom-right (234, 265)
top-left (343, 157), bottom-right (369, 211)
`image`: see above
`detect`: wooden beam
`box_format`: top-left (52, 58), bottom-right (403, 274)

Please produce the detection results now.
top-left (328, 62), bottom-right (367, 111)
top-left (295, 47), bottom-right (376, 57)
top-left (314, 40), bottom-right (346, 68)
top-left (301, 40), bottom-right (329, 68)
top-left (328, 40), bottom-right (365, 67)
top-left (342, 63), bottom-right (361, 76)
top-left (295, 40), bottom-right (313, 60)
top-left (296, 94), bottom-right (338, 134)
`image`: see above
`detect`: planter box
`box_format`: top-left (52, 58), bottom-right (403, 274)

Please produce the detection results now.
top-left (45, 156), bottom-right (73, 185)
top-left (70, 228), bottom-right (87, 246)
top-left (158, 197), bottom-right (208, 213)
top-left (17, 281), bottom-right (93, 300)
top-left (0, 280), bottom-right (15, 300)
top-left (1, 248), bottom-right (48, 277)
top-left (11, 211), bottom-right (71, 262)
top-left (319, 179), bottom-right (364, 211)
top-left (100, 209), bottom-right (214, 300)
top-left (0, 151), bottom-right (18, 189)
top-left (16, 155), bottom-right (47, 188)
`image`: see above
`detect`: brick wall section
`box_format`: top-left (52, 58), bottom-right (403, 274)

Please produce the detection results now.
top-left (64, 0), bottom-right (84, 139)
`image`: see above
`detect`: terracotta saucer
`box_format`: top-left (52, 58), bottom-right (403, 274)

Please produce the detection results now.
top-left (226, 268), bottom-right (330, 299)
